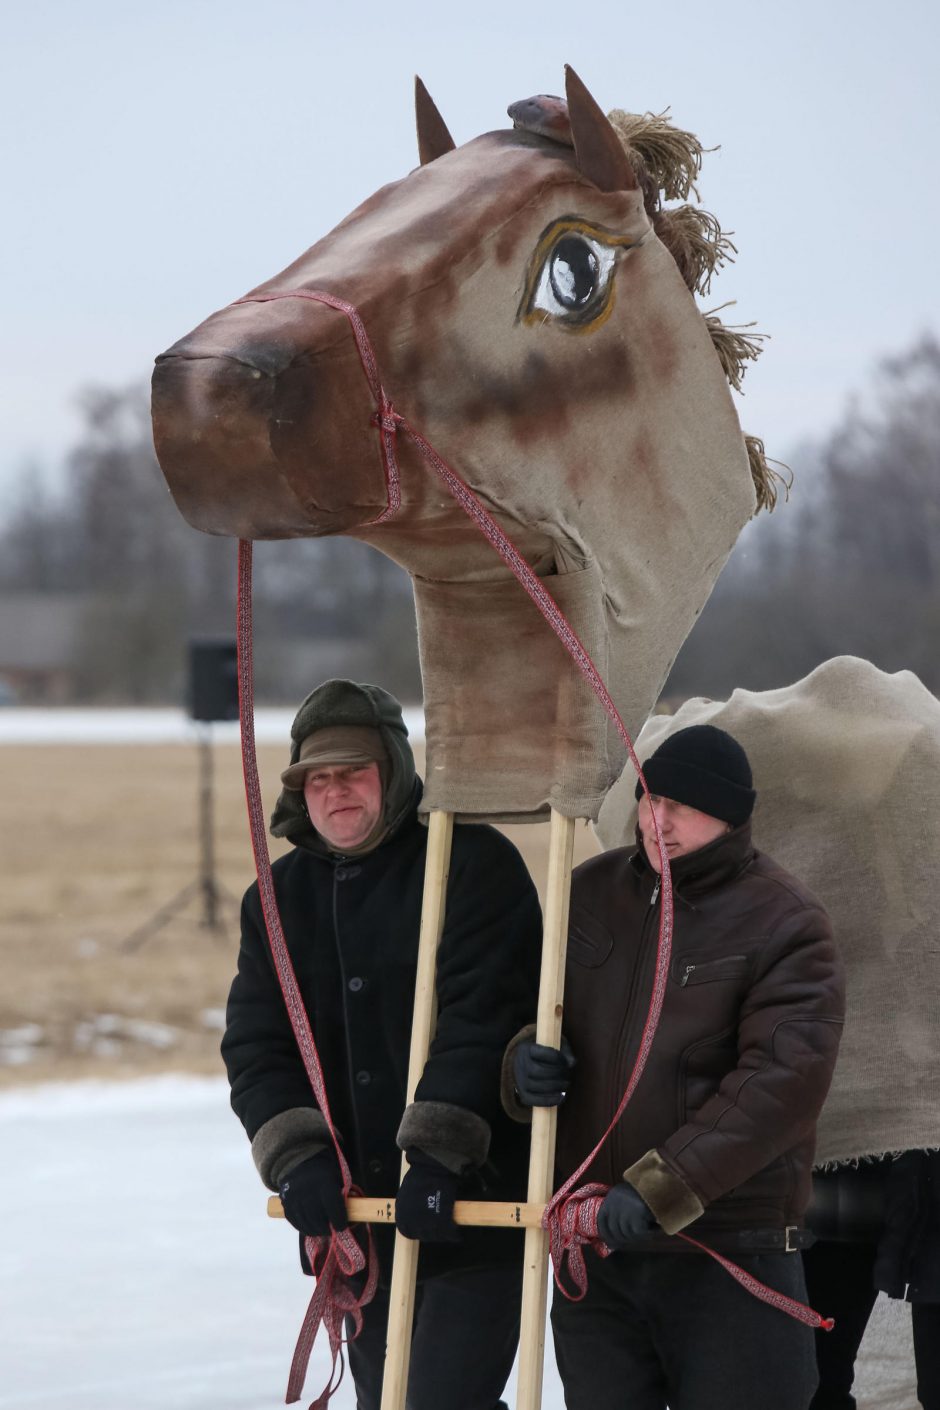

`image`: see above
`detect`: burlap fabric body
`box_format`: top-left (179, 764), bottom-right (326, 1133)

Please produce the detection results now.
top-left (152, 73), bottom-right (756, 823)
top-left (596, 656), bottom-right (940, 1165)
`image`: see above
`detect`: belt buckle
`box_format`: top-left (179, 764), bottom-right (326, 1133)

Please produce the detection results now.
top-left (784, 1225), bottom-right (798, 1253)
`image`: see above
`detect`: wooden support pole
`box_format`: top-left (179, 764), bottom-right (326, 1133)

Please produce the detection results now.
top-left (515, 809), bottom-right (575, 1410)
top-left (267, 1195), bottom-right (546, 1228)
top-left (379, 809), bottom-right (454, 1410)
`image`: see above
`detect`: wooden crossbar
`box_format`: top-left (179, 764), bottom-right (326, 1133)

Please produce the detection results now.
top-left (267, 1195), bottom-right (546, 1228)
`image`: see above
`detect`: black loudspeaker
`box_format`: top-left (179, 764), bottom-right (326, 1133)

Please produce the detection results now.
top-left (188, 638), bottom-right (239, 722)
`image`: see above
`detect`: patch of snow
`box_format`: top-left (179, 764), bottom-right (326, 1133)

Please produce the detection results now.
top-left (0, 1023), bottom-right (44, 1047)
top-left (0, 1076), bottom-right (915, 1410)
top-left (0, 1024), bottom-right (46, 1067)
top-left (0, 1075), bottom-right (551, 1410)
top-left (73, 1013), bottom-right (181, 1054)
top-left (0, 706), bottom-right (425, 745)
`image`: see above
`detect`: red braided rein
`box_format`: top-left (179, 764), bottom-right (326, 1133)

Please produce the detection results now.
top-left (231, 283), bottom-right (831, 1397)
top-left (237, 542), bottom-right (378, 1406)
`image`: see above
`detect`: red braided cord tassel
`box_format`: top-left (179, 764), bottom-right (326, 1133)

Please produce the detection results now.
top-left (675, 1229), bottom-right (834, 1330)
top-left (237, 540), bottom-right (379, 1406)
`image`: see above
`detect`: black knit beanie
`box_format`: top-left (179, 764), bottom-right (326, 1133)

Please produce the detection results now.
top-left (635, 724), bottom-right (756, 826)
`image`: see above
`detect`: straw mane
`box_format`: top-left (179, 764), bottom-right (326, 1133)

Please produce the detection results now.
top-left (607, 108), bottom-right (785, 512)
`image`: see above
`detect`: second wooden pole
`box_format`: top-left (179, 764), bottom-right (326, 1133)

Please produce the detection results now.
top-left (515, 808), bottom-right (576, 1410)
top-left (379, 809), bottom-right (454, 1410)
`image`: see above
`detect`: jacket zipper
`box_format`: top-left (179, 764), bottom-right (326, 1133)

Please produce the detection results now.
top-left (680, 954), bottom-right (747, 987)
top-left (609, 884), bottom-right (661, 1163)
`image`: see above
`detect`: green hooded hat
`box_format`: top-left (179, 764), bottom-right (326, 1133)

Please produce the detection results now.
top-left (270, 679), bottom-right (418, 853)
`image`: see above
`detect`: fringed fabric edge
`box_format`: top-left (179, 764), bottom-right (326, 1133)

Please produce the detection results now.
top-left (745, 433), bottom-right (792, 515)
top-left (606, 106), bottom-right (785, 516)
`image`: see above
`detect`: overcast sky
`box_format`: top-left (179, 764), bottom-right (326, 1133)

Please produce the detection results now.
top-left (2, 0), bottom-right (936, 511)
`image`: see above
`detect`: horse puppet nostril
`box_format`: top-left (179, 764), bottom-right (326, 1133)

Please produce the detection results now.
top-left (152, 344), bottom-right (392, 539)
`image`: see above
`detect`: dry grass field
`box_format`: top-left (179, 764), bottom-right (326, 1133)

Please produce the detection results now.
top-left (2, 739), bottom-right (600, 1087)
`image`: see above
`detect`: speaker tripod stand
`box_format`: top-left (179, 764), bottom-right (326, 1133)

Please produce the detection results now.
top-left (123, 723), bottom-right (241, 951)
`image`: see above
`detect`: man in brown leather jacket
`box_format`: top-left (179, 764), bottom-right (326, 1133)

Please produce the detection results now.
top-left (510, 725), bottom-right (845, 1410)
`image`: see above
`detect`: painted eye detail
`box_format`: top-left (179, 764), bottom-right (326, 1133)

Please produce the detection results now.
top-left (529, 232), bottom-right (618, 326)
top-left (549, 237), bottom-right (599, 308)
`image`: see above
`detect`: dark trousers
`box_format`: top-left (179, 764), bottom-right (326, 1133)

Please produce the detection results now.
top-left (912, 1304), bottom-right (940, 1410)
top-left (803, 1239), bottom-right (940, 1410)
top-left (550, 1247), bottom-right (818, 1410)
top-left (345, 1262), bottom-right (521, 1410)
top-left (803, 1240), bottom-right (878, 1410)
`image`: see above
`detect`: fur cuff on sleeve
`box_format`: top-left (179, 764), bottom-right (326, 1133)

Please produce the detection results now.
top-left (623, 1149), bottom-right (705, 1235)
top-left (396, 1101), bottom-right (491, 1174)
top-left (251, 1107), bottom-right (332, 1191)
top-left (500, 1023), bottom-right (537, 1124)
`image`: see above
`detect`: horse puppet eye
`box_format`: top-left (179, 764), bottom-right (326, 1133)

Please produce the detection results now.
top-left (548, 237), bottom-right (600, 309)
top-left (519, 219), bottom-right (636, 333)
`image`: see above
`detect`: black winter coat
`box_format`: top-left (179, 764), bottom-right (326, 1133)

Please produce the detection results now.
top-left (222, 796), bottom-right (542, 1273)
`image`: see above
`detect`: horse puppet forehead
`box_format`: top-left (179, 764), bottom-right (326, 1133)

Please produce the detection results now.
top-left (152, 71), bottom-right (758, 823)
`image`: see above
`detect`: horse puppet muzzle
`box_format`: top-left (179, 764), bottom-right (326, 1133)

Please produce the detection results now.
top-left (152, 290), bottom-right (398, 539)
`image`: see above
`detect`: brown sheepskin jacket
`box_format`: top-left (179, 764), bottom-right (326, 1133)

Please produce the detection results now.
top-left (509, 824), bottom-right (845, 1244)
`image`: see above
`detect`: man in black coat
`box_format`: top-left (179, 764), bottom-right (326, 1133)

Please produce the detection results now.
top-left (222, 679), bottom-right (542, 1410)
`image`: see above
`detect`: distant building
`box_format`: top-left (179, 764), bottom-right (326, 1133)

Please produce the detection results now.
top-left (0, 593), bottom-right (422, 705)
top-left (0, 594), bottom-right (89, 702)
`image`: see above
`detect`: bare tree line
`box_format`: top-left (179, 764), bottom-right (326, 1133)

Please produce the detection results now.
top-left (1, 335), bottom-right (937, 705)
top-left (666, 335), bottom-right (940, 699)
top-left (0, 385), bottom-right (421, 703)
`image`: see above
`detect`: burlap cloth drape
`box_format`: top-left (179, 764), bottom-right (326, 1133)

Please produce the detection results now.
top-left (596, 656), bottom-right (940, 1165)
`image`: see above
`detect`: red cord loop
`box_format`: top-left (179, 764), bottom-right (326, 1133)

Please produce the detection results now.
top-left (237, 541), bottom-right (379, 1406)
top-left (544, 1185), bottom-right (833, 1331)
top-left (545, 1183), bottom-right (611, 1301)
top-left (371, 407), bottom-right (403, 433)
top-left (287, 1223), bottom-right (380, 1407)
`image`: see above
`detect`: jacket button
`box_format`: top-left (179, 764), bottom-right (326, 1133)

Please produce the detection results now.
top-left (355, 1070), bottom-right (371, 1086)
top-left (368, 1158), bottom-right (383, 1175)
top-left (348, 977), bottom-right (364, 993)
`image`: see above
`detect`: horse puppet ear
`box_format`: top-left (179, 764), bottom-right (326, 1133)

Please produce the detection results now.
top-left (415, 76), bottom-right (456, 165)
top-left (564, 66), bottom-right (638, 193)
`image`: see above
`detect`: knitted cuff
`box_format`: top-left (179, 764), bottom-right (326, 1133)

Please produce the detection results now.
top-left (251, 1107), bottom-right (332, 1191)
top-left (500, 1023), bottom-right (537, 1124)
top-left (396, 1100), bottom-right (491, 1174)
top-left (623, 1148), bottom-right (705, 1235)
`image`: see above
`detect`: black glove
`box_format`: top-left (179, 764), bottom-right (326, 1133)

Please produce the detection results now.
top-left (394, 1151), bottom-right (462, 1243)
top-left (512, 1038), bottom-right (576, 1107)
top-left (596, 1181), bottom-right (658, 1249)
top-left (278, 1148), bottom-right (348, 1238)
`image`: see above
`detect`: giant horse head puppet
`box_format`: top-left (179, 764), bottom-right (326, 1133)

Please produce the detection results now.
top-left (153, 68), bottom-right (776, 821)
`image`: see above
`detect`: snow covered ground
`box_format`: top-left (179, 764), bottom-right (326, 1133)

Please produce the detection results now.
top-left (0, 1078), bottom-right (918, 1410)
top-left (0, 707), bottom-right (425, 746)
